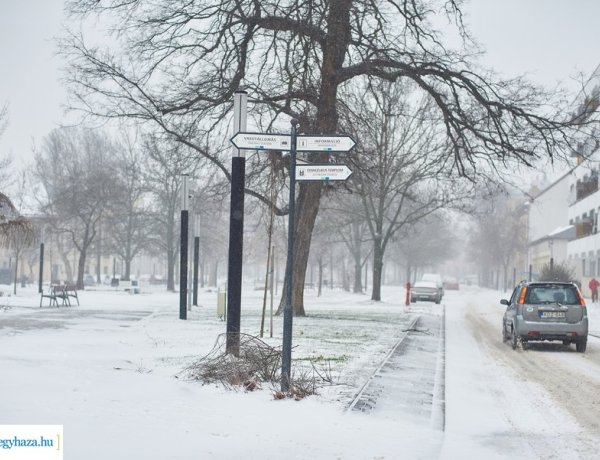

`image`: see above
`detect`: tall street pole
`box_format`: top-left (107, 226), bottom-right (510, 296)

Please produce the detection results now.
top-left (38, 226), bottom-right (45, 293)
top-left (281, 118), bottom-right (298, 392)
top-left (226, 90), bottom-right (247, 355)
top-left (180, 174), bottom-right (189, 320)
top-left (193, 214), bottom-right (200, 307)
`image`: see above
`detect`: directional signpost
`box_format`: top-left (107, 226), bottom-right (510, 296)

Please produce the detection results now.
top-left (231, 132), bottom-right (356, 153)
top-left (229, 125), bottom-right (355, 392)
top-left (230, 132), bottom-right (291, 151)
top-left (296, 135), bottom-right (356, 152)
top-left (296, 164), bottom-right (352, 181)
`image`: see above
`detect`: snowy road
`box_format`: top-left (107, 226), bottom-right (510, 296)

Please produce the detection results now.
top-left (441, 289), bottom-right (600, 459)
top-left (2, 285), bottom-right (600, 459)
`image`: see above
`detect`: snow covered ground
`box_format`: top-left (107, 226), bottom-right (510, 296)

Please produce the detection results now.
top-left (1, 283), bottom-right (599, 459)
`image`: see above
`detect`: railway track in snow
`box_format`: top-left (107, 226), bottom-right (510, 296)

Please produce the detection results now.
top-left (347, 305), bottom-right (446, 431)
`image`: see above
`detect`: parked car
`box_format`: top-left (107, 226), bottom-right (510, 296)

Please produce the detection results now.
top-left (443, 277), bottom-right (460, 290)
top-left (83, 274), bottom-right (96, 286)
top-left (410, 280), bottom-right (442, 304)
top-left (501, 281), bottom-right (588, 352)
top-left (421, 273), bottom-right (444, 298)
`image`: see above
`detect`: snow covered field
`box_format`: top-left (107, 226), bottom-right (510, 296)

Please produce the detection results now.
top-left (1, 283), bottom-right (599, 459)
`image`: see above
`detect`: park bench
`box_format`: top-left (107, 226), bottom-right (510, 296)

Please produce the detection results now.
top-left (40, 285), bottom-right (69, 307)
top-left (64, 285), bottom-right (80, 306)
top-left (120, 280), bottom-right (140, 294)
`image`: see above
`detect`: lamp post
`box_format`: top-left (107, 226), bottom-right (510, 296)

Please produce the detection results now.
top-left (180, 174), bottom-right (189, 320)
top-left (38, 225), bottom-right (45, 293)
top-left (524, 200), bottom-right (532, 281)
top-left (226, 90), bottom-right (247, 355)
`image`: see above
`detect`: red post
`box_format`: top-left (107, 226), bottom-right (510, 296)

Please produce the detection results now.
top-left (405, 282), bottom-right (411, 306)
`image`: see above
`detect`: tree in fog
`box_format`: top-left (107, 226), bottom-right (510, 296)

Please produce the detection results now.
top-left (64, 0), bottom-right (587, 314)
top-left (320, 193), bottom-right (371, 294)
top-left (468, 189), bottom-right (527, 290)
top-left (103, 131), bottom-right (152, 281)
top-left (34, 127), bottom-right (122, 289)
top-left (346, 81), bottom-right (469, 301)
top-left (394, 213), bottom-right (458, 284)
top-left (0, 105), bottom-right (34, 253)
top-left (143, 136), bottom-right (202, 291)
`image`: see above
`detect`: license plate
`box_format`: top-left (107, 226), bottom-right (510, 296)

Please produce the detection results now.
top-left (539, 311), bottom-right (566, 319)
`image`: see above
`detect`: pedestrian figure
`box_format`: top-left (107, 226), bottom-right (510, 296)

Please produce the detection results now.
top-left (589, 277), bottom-right (599, 303)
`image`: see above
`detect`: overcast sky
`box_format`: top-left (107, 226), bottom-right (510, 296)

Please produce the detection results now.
top-left (1, 0), bottom-right (600, 167)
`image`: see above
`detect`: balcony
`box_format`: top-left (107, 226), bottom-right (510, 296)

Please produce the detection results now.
top-left (575, 174), bottom-right (599, 202)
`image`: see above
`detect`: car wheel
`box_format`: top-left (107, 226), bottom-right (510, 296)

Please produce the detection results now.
top-left (576, 337), bottom-right (587, 353)
top-left (511, 326), bottom-right (518, 350)
top-left (502, 324), bottom-right (508, 343)
top-left (435, 297), bottom-right (441, 304)
top-left (410, 297), bottom-right (415, 303)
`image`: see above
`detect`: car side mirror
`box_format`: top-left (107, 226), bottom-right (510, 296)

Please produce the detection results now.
top-left (500, 299), bottom-right (509, 306)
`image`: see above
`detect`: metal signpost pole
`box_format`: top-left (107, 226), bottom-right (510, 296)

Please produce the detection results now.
top-left (226, 90), bottom-right (247, 356)
top-left (179, 174), bottom-right (189, 320)
top-left (281, 119), bottom-right (298, 392)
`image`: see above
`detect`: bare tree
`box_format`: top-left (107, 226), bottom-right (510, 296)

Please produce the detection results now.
top-left (34, 127), bottom-right (122, 289)
top-left (395, 213), bottom-right (459, 284)
top-left (0, 105), bottom-right (33, 251)
top-left (103, 130), bottom-right (152, 280)
top-left (143, 135), bottom-right (202, 291)
top-left (345, 81), bottom-right (470, 300)
top-left (468, 188), bottom-right (527, 290)
top-left (62, 0), bottom-right (589, 314)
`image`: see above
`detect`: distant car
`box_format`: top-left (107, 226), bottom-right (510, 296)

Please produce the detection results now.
top-left (83, 274), bottom-right (96, 286)
top-left (421, 273), bottom-right (444, 298)
top-left (411, 280), bottom-right (442, 304)
top-left (501, 281), bottom-right (588, 352)
top-left (443, 277), bottom-right (460, 290)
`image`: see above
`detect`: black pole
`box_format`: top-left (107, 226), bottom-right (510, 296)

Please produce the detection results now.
top-left (38, 242), bottom-right (44, 293)
top-left (180, 210), bottom-right (189, 320)
top-left (193, 236), bottom-right (200, 306)
top-left (226, 156), bottom-right (245, 355)
top-left (281, 119), bottom-right (298, 392)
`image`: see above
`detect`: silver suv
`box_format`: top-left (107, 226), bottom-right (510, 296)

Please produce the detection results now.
top-left (501, 281), bottom-right (588, 352)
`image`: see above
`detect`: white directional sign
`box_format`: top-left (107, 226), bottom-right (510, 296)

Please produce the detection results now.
top-left (231, 132), bottom-right (355, 153)
top-left (297, 135), bottom-right (355, 152)
top-left (231, 132), bottom-right (291, 151)
top-left (296, 164), bottom-right (353, 181)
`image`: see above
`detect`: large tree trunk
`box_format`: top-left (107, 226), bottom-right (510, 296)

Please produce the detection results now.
top-left (276, 0), bottom-right (351, 314)
top-left (77, 247), bottom-right (87, 289)
top-left (277, 182), bottom-right (323, 316)
top-left (371, 240), bottom-right (384, 301)
top-left (353, 245), bottom-right (363, 293)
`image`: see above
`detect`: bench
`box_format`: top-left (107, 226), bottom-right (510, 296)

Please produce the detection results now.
top-left (40, 285), bottom-right (70, 307)
top-left (64, 285), bottom-right (79, 305)
top-left (120, 280), bottom-right (140, 294)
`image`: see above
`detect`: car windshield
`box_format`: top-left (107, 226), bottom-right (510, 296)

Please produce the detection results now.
top-left (525, 285), bottom-right (578, 304)
top-left (414, 281), bottom-right (437, 288)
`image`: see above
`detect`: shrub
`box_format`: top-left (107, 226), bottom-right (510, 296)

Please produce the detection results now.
top-left (539, 262), bottom-right (579, 286)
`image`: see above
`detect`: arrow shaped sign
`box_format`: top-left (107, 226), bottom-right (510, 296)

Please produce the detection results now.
top-left (296, 164), bottom-right (353, 181)
top-left (297, 135), bottom-right (355, 152)
top-left (231, 132), bottom-right (291, 151)
top-left (231, 132), bottom-right (356, 153)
